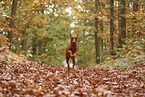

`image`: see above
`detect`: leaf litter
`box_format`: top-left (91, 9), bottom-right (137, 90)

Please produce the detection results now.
top-left (0, 59), bottom-right (145, 97)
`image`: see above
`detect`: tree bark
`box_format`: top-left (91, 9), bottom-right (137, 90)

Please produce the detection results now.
top-left (132, 0), bottom-right (139, 37)
top-left (120, 0), bottom-right (126, 39)
top-left (118, 0), bottom-right (122, 47)
top-left (118, 0), bottom-right (126, 47)
top-left (100, 19), bottom-right (103, 61)
top-left (32, 32), bottom-right (37, 56)
top-left (142, 2), bottom-right (145, 52)
top-left (8, 0), bottom-right (18, 49)
top-left (110, 0), bottom-right (114, 55)
top-left (133, 0), bottom-right (139, 12)
top-left (95, 0), bottom-right (100, 64)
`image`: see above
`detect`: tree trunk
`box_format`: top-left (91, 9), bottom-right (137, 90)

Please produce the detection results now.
top-left (121, 0), bottom-right (126, 39)
top-left (8, 0), bottom-right (18, 49)
top-left (32, 32), bottom-right (37, 56)
top-left (118, 0), bottom-right (126, 47)
top-left (21, 30), bottom-right (27, 54)
top-left (133, 0), bottom-right (139, 12)
top-left (95, 0), bottom-right (100, 64)
top-left (21, 13), bottom-right (34, 55)
top-left (110, 0), bottom-right (114, 55)
top-left (118, 0), bottom-right (122, 47)
top-left (132, 0), bottom-right (139, 37)
top-left (100, 19), bottom-right (103, 61)
top-left (142, 1), bottom-right (145, 52)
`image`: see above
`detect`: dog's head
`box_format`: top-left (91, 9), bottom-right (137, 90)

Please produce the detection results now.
top-left (70, 31), bottom-right (79, 46)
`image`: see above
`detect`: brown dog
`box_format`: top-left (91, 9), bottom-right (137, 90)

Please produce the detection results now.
top-left (65, 31), bottom-right (79, 70)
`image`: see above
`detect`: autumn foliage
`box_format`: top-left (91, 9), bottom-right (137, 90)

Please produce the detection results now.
top-left (0, 58), bottom-right (145, 96)
top-left (0, 0), bottom-right (145, 96)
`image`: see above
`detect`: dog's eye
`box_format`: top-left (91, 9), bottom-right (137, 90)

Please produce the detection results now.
top-left (72, 38), bottom-right (73, 40)
top-left (75, 38), bottom-right (77, 40)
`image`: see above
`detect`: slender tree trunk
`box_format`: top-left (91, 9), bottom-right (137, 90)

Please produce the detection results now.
top-left (126, 2), bottom-right (131, 38)
top-left (133, 0), bottom-right (139, 12)
top-left (21, 13), bottom-right (34, 55)
top-left (104, 39), bottom-right (106, 52)
top-left (121, 0), bottom-right (126, 39)
top-left (8, 0), bottom-right (18, 49)
top-left (32, 32), bottom-right (37, 55)
top-left (118, 0), bottom-right (126, 47)
top-left (100, 19), bottom-right (103, 61)
top-left (95, 0), bottom-right (100, 64)
top-left (38, 4), bottom-right (45, 54)
top-left (110, 0), bottom-right (114, 55)
top-left (21, 30), bottom-right (27, 54)
top-left (133, 0), bottom-right (139, 37)
top-left (118, 0), bottom-right (122, 47)
top-left (142, 1), bottom-right (145, 52)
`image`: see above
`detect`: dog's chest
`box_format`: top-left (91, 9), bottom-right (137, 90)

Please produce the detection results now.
top-left (71, 47), bottom-right (76, 53)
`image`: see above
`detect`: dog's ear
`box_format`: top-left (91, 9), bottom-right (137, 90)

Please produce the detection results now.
top-left (69, 32), bottom-right (72, 37)
top-left (76, 31), bottom-right (79, 36)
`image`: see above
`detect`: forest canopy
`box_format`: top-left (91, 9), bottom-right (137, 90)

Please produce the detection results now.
top-left (0, 0), bottom-right (144, 66)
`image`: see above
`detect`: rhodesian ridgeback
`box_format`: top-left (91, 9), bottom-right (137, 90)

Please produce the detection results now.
top-left (65, 31), bottom-right (79, 70)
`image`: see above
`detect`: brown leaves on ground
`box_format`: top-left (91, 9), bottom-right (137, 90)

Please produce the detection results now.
top-left (0, 60), bottom-right (145, 97)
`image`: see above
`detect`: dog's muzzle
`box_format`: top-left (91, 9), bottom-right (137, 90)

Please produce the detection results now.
top-left (72, 42), bottom-right (76, 45)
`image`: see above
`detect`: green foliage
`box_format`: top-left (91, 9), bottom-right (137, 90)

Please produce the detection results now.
top-left (0, 0), bottom-right (144, 68)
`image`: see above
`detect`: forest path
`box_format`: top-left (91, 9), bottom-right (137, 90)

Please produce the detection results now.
top-left (0, 59), bottom-right (145, 97)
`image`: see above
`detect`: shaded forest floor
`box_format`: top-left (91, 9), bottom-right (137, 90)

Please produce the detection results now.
top-left (0, 48), bottom-right (145, 97)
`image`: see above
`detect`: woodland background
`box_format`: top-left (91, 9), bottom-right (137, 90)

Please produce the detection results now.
top-left (0, 0), bottom-right (145, 96)
top-left (0, 0), bottom-right (144, 67)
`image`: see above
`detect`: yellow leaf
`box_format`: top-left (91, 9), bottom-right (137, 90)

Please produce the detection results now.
top-left (33, 83), bottom-right (38, 89)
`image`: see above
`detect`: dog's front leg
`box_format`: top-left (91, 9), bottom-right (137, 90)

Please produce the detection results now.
top-left (68, 50), bottom-right (73, 58)
top-left (72, 57), bottom-right (75, 68)
top-left (72, 51), bottom-right (78, 57)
